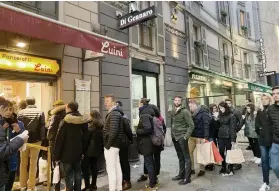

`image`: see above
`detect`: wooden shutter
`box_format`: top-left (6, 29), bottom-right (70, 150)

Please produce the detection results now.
top-left (219, 39), bottom-right (225, 74)
top-left (201, 27), bottom-right (209, 69)
top-left (189, 17), bottom-right (195, 65)
top-left (246, 12), bottom-right (252, 38)
top-left (224, 1), bottom-right (229, 25)
top-left (237, 9), bottom-right (241, 35)
top-left (156, 1), bottom-right (165, 56)
top-left (250, 53), bottom-right (256, 81)
top-left (131, 2), bottom-right (139, 48)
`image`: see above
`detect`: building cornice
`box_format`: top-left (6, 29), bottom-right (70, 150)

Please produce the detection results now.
top-left (129, 47), bottom-right (164, 65)
top-left (105, 1), bottom-right (128, 13)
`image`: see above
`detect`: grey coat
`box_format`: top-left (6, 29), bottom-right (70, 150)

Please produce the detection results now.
top-left (243, 115), bottom-right (258, 138)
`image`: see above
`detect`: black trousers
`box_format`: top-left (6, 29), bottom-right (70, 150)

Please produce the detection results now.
top-left (248, 138), bottom-right (261, 158)
top-left (81, 156), bottom-right (98, 188)
top-left (119, 146), bottom-right (131, 181)
top-left (5, 171), bottom-right (16, 191)
top-left (219, 138), bottom-right (233, 171)
top-left (143, 146), bottom-right (162, 176)
top-left (172, 138), bottom-right (191, 180)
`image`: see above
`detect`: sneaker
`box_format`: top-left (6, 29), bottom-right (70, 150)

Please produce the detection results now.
top-left (259, 183), bottom-right (270, 191)
top-left (137, 174), bottom-right (148, 182)
top-left (255, 158), bottom-right (262, 164)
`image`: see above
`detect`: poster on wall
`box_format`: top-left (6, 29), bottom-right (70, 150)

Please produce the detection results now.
top-left (75, 79), bottom-right (91, 115)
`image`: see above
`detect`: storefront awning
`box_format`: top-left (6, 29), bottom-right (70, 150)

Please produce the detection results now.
top-left (248, 82), bottom-right (272, 93)
top-left (0, 3), bottom-right (128, 59)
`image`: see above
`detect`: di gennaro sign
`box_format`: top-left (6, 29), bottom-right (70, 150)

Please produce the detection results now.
top-left (119, 6), bottom-right (157, 30)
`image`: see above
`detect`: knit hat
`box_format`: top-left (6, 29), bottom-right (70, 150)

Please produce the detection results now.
top-left (53, 100), bottom-right (64, 106)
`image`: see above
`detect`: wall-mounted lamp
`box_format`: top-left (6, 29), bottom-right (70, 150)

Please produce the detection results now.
top-left (214, 80), bottom-right (221, 85)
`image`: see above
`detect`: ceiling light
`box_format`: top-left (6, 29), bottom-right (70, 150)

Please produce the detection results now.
top-left (16, 42), bottom-right (26, 48)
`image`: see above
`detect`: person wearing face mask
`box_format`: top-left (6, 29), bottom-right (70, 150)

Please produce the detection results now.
top-left (256, 94), bottom-right (273, 191)
top-left (242, 104), bottom-right (261, 164)
top-left (171, 96), bottom-right (194, 185)
top-left (218, 101), bottom-right (237, 176)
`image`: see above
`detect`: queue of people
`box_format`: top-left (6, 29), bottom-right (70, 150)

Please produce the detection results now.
top-left (2, 87), bottom-right (279, 191)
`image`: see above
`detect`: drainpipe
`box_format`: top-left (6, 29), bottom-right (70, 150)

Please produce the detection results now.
top-left (81, 49), bottom-right (85, 80)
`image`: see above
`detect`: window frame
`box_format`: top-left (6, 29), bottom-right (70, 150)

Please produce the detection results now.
top-left (139, 1), bottom-right (153, 50)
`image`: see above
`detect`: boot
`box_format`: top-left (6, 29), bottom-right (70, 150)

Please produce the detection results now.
top-left (122, 180), bottom-right (132, 190)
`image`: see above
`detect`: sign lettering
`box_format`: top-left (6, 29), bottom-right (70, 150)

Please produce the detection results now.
top-left (190, 73), bottom-right (207, 81)
top-left (0, 51), bottom-right (60, 75)
top-left (119, 6), bottom-right (157, 30)
top-left (101, 41), bottom-right (124, 57)
top-left (259, 71), bottom-right (276, 77)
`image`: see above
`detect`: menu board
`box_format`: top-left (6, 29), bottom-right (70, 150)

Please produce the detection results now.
top-left (75, 79), bottom-right (91, 115)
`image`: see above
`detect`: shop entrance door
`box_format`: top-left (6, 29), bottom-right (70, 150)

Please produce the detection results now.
top-left (131, 70), bottom-right (159, 129)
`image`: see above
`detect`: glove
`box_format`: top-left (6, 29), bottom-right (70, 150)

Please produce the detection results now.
top-left (17, 130), bottom-right (29, 142)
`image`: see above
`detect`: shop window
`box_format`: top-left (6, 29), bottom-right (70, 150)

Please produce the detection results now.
top-left (139, 1), bottom-right (153, 50)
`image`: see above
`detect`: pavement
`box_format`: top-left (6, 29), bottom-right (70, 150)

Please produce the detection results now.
top-left (16, 143), bottom-right (279, 191)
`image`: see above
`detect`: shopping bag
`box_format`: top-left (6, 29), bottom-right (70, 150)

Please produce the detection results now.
top-left (53, 165), bottom-right (60, 184)
top-left (38, 157), bottom-right (48, 182)
top-left (196, 142), bottom-right (215, 165)
top-left (226, 146), bottom-right (245, 164)
top-left (211, 142), bottom-right (223, 163)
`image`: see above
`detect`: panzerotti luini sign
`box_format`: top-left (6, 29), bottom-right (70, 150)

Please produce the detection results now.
top-left (119, 6), bottom-right (157, 30)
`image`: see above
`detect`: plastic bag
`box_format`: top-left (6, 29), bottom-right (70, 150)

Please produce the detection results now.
top-left (39, 157), bottom-right (48, 182)
top-left (53, 165), bottom-right (60, 184)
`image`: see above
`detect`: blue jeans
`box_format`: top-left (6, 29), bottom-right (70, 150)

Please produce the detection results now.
top-left (270, 143), bottom-right (279, 179)
top-left (260, 145), bottom-right (271, 184)
top-left (144, 155), bottom-right (156, 187)
top-left (63, 162), bottom-right (82, 191)
top-left (0, 186), bottom-right (5, 191)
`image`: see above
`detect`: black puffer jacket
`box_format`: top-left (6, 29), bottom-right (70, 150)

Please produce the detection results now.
top-left (47, 105), bottom-right (66, 150)
top-left (267, 104), bottom-right (279, 144)
top-left (231, 107), bottom-right (242, 132)
top-left (136, 104), bottom-right (155, 156)
top-left (86, 120), bottom-right (104, 158)
top-left (54, 112), bottom-right (90, 164)
top-left (0, 126), bottom-right (24, 187)
top-left (256, 107), bottom-right (272, 147)
top-left (218, 113), bottom-right (237, 142)
top-left (209, 113), bottom-right (220, 139)
top-left (191, 106), bottom-right (210, 139)
top-left (103, 106), bottom-right (123, 149)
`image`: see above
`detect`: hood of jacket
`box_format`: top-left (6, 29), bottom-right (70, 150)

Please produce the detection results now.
top-left (51, 105), bottom-right (66, 115)
top-left (64, 112), bottom-right (92, 124)
top-left (139, 104), bottom-right (155, 117)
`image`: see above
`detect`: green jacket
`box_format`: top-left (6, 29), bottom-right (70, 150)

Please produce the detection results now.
top-left (171, 107), bottom-right (195, 141)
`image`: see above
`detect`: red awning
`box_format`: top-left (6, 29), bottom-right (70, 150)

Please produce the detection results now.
top-left (0, 4), bottom-right (128, 59)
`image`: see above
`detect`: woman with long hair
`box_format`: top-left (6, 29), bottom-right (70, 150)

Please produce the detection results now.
top-left (218, 101), bottom-right (237, 176)
top-left (243, 103), bottom-right (261, 164)
top-left (256, 94), bottom-right (273, 191)
top-left (81, 110), bottom-right (104, 191)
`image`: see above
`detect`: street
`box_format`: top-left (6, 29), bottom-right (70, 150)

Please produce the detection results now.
top-left (96, 144), bottom-right (279, 191)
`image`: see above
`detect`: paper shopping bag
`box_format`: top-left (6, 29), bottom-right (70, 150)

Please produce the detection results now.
top-left (38, 157), bottom-right (48, 182)
top-left (211, 142), bottom-right (223, 163)
top-left (196, 142), bottom-right (215, 165)
top-left (53, 165), bottom-right (60, 184)
top-left (226, 148), bottom-right (245, 164)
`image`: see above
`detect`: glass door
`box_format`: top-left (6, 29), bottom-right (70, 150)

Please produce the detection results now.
top-left (132, 74), bottom-right (144, 129)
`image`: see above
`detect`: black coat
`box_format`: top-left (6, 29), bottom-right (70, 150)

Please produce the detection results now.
top-left (0, 126), bottom-right (24, 187)
top-left (191, 106), bottom-right (210, 139)
top-left (47, 105), bottom-right (66, 150)
top-left (256, 107), bottom-right (272, 147)
top-left (218, 113), bottom-right (237, 142)
top-left (136, 104), bottom-right (155, 156)
top-left (53, 112), bottom-right (90, 164)
top-left (268, 104), bottom-right (279, 144)
top-left (86, 121), bottom-right (104, 158)
top-left (103, 106), bottom-right (123, 149)
top-left (209, 113), bottom-right (220, 139)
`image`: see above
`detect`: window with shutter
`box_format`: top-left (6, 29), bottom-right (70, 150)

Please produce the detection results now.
top-left (219, 1), bottom-right (228, 25)
top-left (201, 27), bottom-right (209, 69)
top-left (189, 18), bottom-right (195, 66)
top-left (156, 1), bottom-right (165, 56)
top-left (139, 1), bottom-right (153, 50)
top-left (130, 2), bottom-right (139, 48)
top-left (246, 12), bottom-right (252, 38)
top-left (250, 53), bottom-right (256, 81)
top-left (219, 39), bottom-right (225, 74)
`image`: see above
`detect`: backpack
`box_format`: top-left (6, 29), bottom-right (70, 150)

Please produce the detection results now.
top-left (118, 113), bottom-right (133, 147)
top-left (20, 115), bottom-right (41, 143)
top-left (151, 117), bottom-right (165, 146)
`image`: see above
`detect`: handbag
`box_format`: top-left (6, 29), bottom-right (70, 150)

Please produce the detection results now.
top-left (211, 142), bottom-right (223, 163)
top-left (226, 145), bottom-right (245, 164)
top-left (196, 142), bottom-right (215, 165)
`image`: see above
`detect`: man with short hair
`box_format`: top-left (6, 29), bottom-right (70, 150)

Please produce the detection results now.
top-left (268, 86), bottom-right (279, 179)
top-left (171, 96), bottom-right (194, 185)
top-left (103, 95), bottom-right (123, 191)
top-left (54, 101), bottom-right (90, 191)
top-left (17, 97), bottom-right (45, 191)
top-left (188, 99), bottom-right (210, 177)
